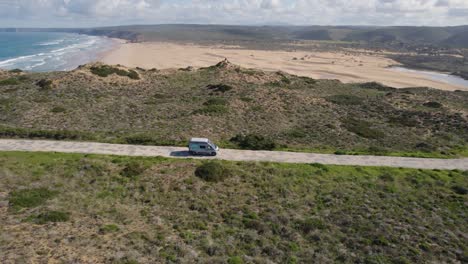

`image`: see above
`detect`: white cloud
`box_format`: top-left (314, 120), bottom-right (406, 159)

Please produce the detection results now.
top-left (0, 0), bottom-right (467, 27)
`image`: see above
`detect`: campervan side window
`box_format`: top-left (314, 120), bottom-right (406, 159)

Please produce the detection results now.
top-left (200, 145), bottom-right (206, 149)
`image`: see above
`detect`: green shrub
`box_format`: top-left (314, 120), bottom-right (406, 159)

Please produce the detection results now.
top-left (127, 70), bottom-right (140, 80)
top-left (0, 78), bottom-right (20, 86)
top-left (27, 210), bottom-right (70, 224)
top-left (195, 161), bottom-right (230, 182)
top-left (326, 94), bottom-right (363, 105)
top-left (0, 126), bottom-right (95, 141)
top-left (207, 84), bottom-right (233, 93)
top-left (9, 188), bottom-right (58, 211)
top-left (286, 128), bottom-right (307, 138)
top-left (299, 76), bottom-right (317, 85)
top-left (415, 142), bottom-right (436, 152)
top-left (358, 82), bottom-right (394, 91)
top-left (9, 69), bottom-right (23, 73)
top-left (296, 218), bottom-right (326, 234)
top-left (452, 186), bottom-right (467, 195)
top-left (230, 134), bottom-right (276, 150)
top-left (90, 65), bottom-right (140, 80)
top-left (194, 105), bottom-right (229, 115)
top-left (99, 224), bottom-right (120, 233)
top-left (36, 79), bottom-right (53, 89)
top-left (51, 106), bottom-right (66, 113)
top-left (423, 101), bottom-right (442, 108)
top-left (204, 98), bottom-right (228, 106)
top-left (228, 256), bottom-right (243, 264)
top-left (342, 118), bottom-right (385, 139)
top-left (121, 162), bottom-right (145, 179)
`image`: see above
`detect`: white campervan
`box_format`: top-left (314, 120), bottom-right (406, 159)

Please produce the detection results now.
top-left (188, 138), bottom-right (219, 156)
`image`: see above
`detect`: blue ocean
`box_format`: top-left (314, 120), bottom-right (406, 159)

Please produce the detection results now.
top-left (0, 32), bottom-right (116, 72)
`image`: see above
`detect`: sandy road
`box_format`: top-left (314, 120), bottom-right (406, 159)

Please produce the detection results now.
top-left (0, 139), bottom-right (467, 170)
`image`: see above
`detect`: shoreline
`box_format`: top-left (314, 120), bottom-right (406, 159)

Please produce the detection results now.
top-left (100, 41), bottom-right (468, 91)
top-left (0, 32), bottom-right (120, 72)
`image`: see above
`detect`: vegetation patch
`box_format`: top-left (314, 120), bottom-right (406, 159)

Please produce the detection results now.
top-left (423, 101), bottom-right (443, 108)
top-left (26, 210), bottom-right (70, 224)
top-left (326, 94), bottom-right (364, 105)
top-left (123, 134), bottom-right (177, 146)
top-left (358, 82), bottom-right (394, 91)
top-left (203, 98), bottom-right (228, 106)
top-left (121, 161), bottom-right (146, 179)
top-left (36, 79), bottom-right (54, 89)
top-left (0, 126), bottom-right (96, 141)
top-left (194, 105), bottom-right (228, 115)
top-left (9, 69), bottom-right (23, 73)
top-left (90, 65), bottom-right (140, 80)
top-left (0, 78), bottom-right (20, 86)
top-left (99, 224), bottom-right (120, 234)
top-left (343, 118), bottom-right (385, 139)
top-left (194, 161), bottom-right (231, 182)
top-left (51, 106), bottom-right (67, 113)
top-left (206, 84), bottom-right (233, 93)
top-left (9, 188), bottom-right (58, 211)
top-left (230, 134), bottom-right (277, 150)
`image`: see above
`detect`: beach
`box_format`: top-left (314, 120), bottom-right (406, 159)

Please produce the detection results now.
top-left (101, 42), bottom-right (468, 91)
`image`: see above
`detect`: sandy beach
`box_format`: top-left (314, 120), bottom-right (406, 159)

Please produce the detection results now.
top-left (101, 42), bottom-right (468, 91)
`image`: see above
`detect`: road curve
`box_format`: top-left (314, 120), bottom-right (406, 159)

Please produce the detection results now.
top-left (0, 139), bottom-right (467, 170)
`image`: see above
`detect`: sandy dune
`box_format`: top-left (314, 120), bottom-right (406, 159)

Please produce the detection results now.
top-left (101, 42), bottom-right (467, 91)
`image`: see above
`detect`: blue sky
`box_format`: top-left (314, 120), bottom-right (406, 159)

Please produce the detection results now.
top-left (0, 0), bottom-right (467, 27)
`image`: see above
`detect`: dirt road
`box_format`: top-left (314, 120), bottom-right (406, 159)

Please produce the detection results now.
top-left (0, 139), bottom-right (467, 170)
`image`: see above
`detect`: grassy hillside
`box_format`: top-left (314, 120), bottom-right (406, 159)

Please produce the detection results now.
top-left (0, 151), bottom-right (467, 263)
top-left (0, 61), bottom-right (467, 157)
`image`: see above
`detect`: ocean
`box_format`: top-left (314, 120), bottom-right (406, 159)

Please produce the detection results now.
top-left (0, 32), bottom-right (117, 72)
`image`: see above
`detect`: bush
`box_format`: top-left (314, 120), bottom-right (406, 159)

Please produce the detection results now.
top-left (0, 78), bottom-right (20, 86)
top-left (230, 134), bottom-right (276, 150)
top-left (452, 186), bottom-right (467, 195)
top-left (415, 142), bottom-right (436, 152)
top-left (286, 128), bottom-right (307, 138)
top-left (204, 98), bottom-right (228, 106)
top-left (207, 84), bottom-right (233, 93)
top-left (228, 256), bottom-right (243, 264)
top-left (326, 94), bottom-right (363, 105)
top-left (0, 126), bottom-right (95, 141)
top-left (121, 162), bottom-right (145, 179)
top-left (9, 188), bottom-right (58, 211)
top-left (195, 161), bottom-right (230, 182)
top-left (51, 106), bottom-right (66, 113)
top-left (423, 101), bottom-right (442, 108)
top-left (358, 82), bottom-right (394, 91)
top-left (299, 76), bottom-right (317, 85)
top-left (296, 218), bottom-right (326, 234)
top-left (342, 118), bottom-right (385, 139)
top-left (27, 210), bottom-right (70, 224)
top-left (36, 79), bottom-right (53, 89)
top-left (127, 70), bottom-right (140, 80)
top-left (9, 69), bottom-right (23, 73)
top-left (99, 224), bottom-right (120, 234)
top-left (194, 105), bottom-right (229, 115)
top-left (90, 65), bottom-right (140, 80)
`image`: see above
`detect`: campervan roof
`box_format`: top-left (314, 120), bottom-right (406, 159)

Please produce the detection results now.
top-left (190, 138), bottom-right (210, 143)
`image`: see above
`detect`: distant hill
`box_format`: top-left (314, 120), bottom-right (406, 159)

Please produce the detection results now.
top-left (440, 30), bottom-right (468, 48)
top-left (2, 24), bottom-right (468, 48)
